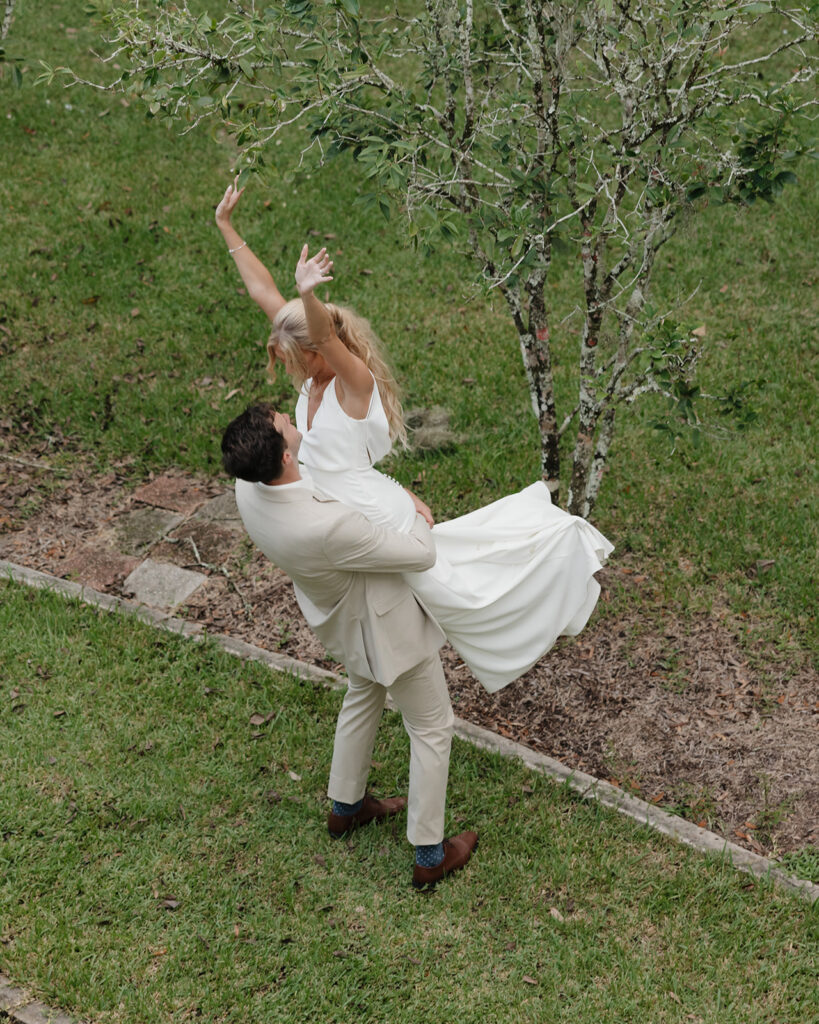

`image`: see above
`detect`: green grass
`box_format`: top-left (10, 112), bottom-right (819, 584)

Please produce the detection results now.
top-left (2, 3), bottom-right (817, 631)
top-left (2, 8), bottom-right (817, 1020)
top-left (4, 4), bottom-right (814, 657)
top-left (1, 579), bottom-right (817, 1024)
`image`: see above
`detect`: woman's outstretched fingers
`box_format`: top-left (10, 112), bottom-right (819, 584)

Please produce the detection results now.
top-left (295, 245), bottom-right (334, 294)
top-left (216, 178), bottom-right (245, 224)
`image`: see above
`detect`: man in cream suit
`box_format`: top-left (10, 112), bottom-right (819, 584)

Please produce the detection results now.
top-left (221, 403), bottom-right (477, 889)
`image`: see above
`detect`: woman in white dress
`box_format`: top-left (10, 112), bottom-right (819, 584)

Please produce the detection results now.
top-left (215, 180), bottom-right (613, 691)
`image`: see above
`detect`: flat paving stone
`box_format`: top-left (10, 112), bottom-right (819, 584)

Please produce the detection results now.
top-left (61, 545), bottom-right (141, 590)
top-left (191, 490), bottom-right (244, 531)
top-left (123, 559), bottom-right (206, 611)
top-left (155, 521), bottom-right (244, 567)
top-left (13, 999), bottom-right (78, 1024)
top-left (0, 975), bottom-right (28, 1011)
top-left (132, 475), bottom-right (210, 514)
top-left (114, 507), bottom-right (184, 556)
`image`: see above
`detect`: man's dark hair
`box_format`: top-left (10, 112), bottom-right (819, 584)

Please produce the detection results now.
top-left (221, 403), bottom-right (286, 483)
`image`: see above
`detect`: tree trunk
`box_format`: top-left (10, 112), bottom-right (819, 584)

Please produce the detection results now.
top-left (567, 311), bottom-right (603, 516)
top-left (522, 327), bottom-right (561, 499)
top-left (2, 0), bottom-right (15, 40)
top-left (584, 404), bottom-right (617, 518)
top-left (502, 283), bottom-right (561, 502)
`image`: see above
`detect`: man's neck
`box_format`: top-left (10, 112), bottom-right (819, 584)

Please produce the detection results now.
top-left (266, 466), bottom-right (302, 487)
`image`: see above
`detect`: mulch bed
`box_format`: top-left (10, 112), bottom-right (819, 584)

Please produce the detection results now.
top-left (2, 444), bottom-right (816, 862)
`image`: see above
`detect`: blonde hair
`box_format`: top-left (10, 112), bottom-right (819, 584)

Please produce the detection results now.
top-left (267, 298), bottom-right (407, 446)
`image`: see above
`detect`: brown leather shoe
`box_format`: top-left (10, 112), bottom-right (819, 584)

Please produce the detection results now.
top-left (327, 794), bottom-right (408, 839)
top-left (412, 831), bottom-right (479, 890)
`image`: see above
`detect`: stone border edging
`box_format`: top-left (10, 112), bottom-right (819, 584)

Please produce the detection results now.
top-left (0, 972), bottom-right (76, 1024)
top-left (3, 557), bottom-right (817, 911)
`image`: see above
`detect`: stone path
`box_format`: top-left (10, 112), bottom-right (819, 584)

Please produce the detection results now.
top-left (2, 473), bottom-right (246, 613)
top-left (0, 971), bottom-right (77, 1024)
top-left (117, 475), bottom-right (244, 610)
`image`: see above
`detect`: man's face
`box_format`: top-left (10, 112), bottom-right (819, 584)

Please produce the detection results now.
top-left (273, 411), bottom-right (301, 457)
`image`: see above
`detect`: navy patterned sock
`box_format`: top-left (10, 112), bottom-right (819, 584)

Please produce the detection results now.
top-left (415, 842), bottom-right (444, 868)
top-left (332, 798), bottom-right (363, 816)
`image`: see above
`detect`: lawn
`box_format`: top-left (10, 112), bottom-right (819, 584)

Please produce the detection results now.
top-left (1, 4), bottom-right (818, 1018)
top-left (3, 4), bottom-right (815, 656)
top-left (2, 578), bottom-right (817, 1024)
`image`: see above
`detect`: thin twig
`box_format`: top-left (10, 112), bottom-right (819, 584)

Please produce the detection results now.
top-left (165, 535), bottom-right (254, 619)
top-left (0, 453), bottom-right (70, 476)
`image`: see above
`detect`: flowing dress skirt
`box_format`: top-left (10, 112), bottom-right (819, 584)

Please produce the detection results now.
top-left (408, 482), bottom-right (612, 691)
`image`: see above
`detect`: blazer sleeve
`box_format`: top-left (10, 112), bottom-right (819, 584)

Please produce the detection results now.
top-left (321, 508), bottom-right (437, 574)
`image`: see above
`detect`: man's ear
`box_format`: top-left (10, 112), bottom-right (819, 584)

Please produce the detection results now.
top-left (281, 450), bottom-right (293, 467)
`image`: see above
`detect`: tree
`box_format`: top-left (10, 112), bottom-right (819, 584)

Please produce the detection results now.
top-left (47, 0), bottom-right (817, 514)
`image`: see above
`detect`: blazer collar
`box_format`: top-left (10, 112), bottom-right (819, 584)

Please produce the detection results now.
top-left (252, 480), bottom-right (315, 504)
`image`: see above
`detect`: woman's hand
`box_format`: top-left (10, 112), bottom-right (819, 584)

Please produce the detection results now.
top-left (215, 176), bottom-right (245, 228)
top-left (408, 490), bottom-right (435, 527)
top-left (295, 244), bottom-right (333, 296)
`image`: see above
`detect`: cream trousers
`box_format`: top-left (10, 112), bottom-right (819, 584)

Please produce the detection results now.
top-left (327, 653), bottom-right (454, 847)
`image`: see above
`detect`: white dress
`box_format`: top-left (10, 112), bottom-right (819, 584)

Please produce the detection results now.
top-left (296, 377), bottom-right (613, 693)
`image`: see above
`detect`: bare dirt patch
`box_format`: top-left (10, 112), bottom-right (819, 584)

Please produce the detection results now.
top-left (2, 447), bottom-right (816, 862)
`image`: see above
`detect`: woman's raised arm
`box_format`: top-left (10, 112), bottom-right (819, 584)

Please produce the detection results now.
top-left (295, 244), bottom-right (374, 418)
top-left (215, 177), bottom-right (287, 322)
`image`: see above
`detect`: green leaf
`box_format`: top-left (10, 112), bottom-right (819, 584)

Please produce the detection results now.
top-left (353, 192), bottom-right (379, 212)
top-left (237, 58), bottom-right (255, 81)
top-left (337, 0), bottom-right (360, 15)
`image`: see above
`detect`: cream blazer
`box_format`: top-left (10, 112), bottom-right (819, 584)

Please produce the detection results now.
top-left (234, 479), bottom-right (445, 685)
